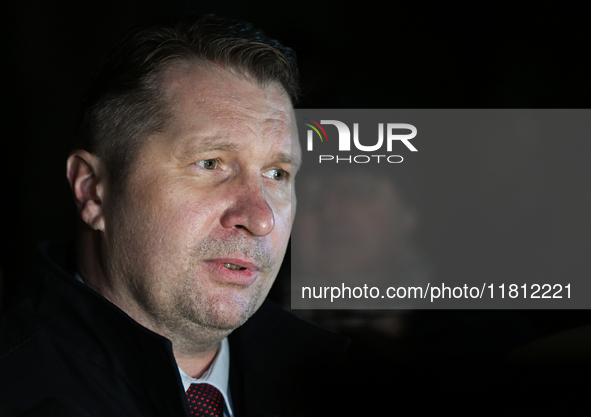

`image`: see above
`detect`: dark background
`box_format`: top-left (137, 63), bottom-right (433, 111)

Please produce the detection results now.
top-left (3, 0), bottom-right (591, 410)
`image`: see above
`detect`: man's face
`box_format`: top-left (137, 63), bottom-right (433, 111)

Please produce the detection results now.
top-left (103, 64), bottom-right (299, 344)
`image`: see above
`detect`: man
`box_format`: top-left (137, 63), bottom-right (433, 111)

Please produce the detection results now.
top-left (0, 15), bottom-right (348, 417)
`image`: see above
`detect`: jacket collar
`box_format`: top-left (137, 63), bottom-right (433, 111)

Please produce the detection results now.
top-left (29, 241), bottom-right (188, 413)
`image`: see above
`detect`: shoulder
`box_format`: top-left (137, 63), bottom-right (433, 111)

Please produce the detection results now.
top-left (0, 241), bottom-right (183, 417)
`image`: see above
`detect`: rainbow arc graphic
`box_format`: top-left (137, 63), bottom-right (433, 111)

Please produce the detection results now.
top-left (302, 118), bottom-right (328, 142)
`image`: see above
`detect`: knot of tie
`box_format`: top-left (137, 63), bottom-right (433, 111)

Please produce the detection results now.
top-left (186, 383), bottom-right (224, 417)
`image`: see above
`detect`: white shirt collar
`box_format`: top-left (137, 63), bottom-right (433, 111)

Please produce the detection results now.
top-left (178, 338), bottom-right (233, 417)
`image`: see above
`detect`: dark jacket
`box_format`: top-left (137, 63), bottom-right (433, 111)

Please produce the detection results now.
top-left (0, 242), bottom-right (349, 417)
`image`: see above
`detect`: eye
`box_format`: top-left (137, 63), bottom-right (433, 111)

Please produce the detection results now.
top-left (263, 168), bottom-right (288, 181)
top-left (195, 159), bottom-right (218, 170)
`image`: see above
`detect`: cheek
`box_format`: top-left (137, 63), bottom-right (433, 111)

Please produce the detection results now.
top-left (153, 183), bottom-right (228, 240)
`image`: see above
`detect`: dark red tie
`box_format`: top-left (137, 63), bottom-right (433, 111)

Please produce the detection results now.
top-left (186, 383), bottom-right (224, 417)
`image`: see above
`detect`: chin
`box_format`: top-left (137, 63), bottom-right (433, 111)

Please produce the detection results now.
top-left (189, 293), bottom-right (260, 331)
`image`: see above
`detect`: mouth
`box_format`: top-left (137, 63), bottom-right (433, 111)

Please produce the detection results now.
top-left (204, 258), bottom-right (260, 286)
top-left (223, 263), bottom-right (246, 270)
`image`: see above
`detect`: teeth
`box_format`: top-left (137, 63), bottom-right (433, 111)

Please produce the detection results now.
top-left (224, 263), bottom-right (245, 270)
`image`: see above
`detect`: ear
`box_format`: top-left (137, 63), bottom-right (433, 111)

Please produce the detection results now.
top-left (66, 150), bottom-right (107, 232)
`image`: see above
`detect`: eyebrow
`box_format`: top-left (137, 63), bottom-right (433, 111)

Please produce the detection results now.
top-left (177, 138), bottom-right (240, 160)
top-left (276, 151), bottom-right (301, 173)
top-left (196, 138), bottom-right (241, 152)
top-left (178, 137), bottom-right (301, 170)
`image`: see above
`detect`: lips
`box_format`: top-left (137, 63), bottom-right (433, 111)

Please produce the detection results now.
top-left (204, 258), bottom-right (260, 286)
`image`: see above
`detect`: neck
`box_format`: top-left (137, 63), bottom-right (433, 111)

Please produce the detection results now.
top-left (175, 345), bottom-right (220, 378)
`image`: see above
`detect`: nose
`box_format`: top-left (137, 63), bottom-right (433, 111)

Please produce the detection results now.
top-left (220, 181), bottom-right (275, 237)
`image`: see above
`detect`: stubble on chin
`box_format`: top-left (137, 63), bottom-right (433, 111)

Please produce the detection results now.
top-left (174, 234), bottom-right (276, 328)
top-left (108, 214), bottom-right (278, 352)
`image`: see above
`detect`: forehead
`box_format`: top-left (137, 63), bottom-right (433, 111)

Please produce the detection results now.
top-left (158, 63), bottom-right (297, 155)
